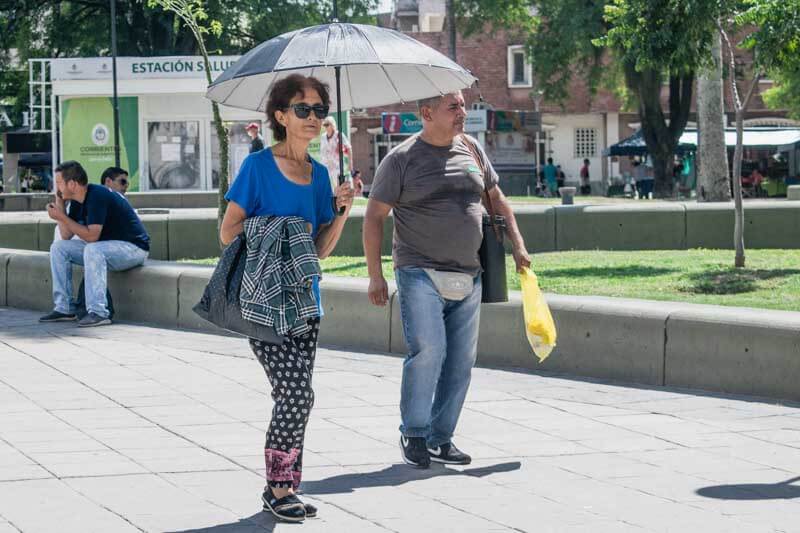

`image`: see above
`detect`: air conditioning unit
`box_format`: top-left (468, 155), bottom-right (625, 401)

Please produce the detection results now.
top-left (471, 102), bottom-right (493, 111)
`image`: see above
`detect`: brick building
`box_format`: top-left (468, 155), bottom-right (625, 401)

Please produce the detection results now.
top-left (351, 1), bottom-right (795, 192)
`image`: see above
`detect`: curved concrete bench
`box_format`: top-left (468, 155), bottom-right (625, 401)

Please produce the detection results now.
top-left (3, 201), bottom-right (799, 257)
top-left (1, 248), bottom-right (798, 402)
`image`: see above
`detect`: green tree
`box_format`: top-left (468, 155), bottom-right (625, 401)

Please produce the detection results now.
top-left (148, 0), bottom-right (230, 236)
top-left (457, 0), bottom-right (727, 197)
top-left (741, 0), bottom-right (800, 118)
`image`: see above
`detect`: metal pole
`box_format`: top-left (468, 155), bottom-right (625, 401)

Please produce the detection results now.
top-left (446, 0), bottom-right (457, 61)
top-left (335, 65), bottom-right (346, 215)
top-left (110, 0), bottom-right (121, 168)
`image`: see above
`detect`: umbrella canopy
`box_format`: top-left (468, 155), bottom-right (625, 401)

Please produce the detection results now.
top-left (604, 129), bottom-right (695, 157)
top-left (206, 22), bottom-right (477, 112)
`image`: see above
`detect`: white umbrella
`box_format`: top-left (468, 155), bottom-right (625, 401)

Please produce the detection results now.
top-left (206, 23), bottom-right (477, 112)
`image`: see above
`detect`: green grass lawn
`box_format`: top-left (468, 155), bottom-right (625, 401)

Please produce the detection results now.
top-left (352, 196), bottom-right (645, 207)
top-left (184, 249), bottom-right (800, 312)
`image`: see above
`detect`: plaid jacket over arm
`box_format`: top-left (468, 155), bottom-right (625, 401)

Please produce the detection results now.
top-left (240, 216), bottom-right (322, 337)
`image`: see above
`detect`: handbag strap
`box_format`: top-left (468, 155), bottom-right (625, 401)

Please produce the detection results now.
top-left (461, 134), bottom-right (503, 241)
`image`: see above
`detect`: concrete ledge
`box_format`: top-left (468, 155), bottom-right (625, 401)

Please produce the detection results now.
top-left (2, 247), bottom-right (800, 402)
top-left (665, 307), bottom-right (800, 400)
top-left (788, 185), bottom-right (800, 201)
top-left (538, 295), bottom-right (670, 385)
top-left (687, 202), bottom-right (800, 249)
top-left (4, 203), bottom-right (800, 257)
top-left (319, 277), bottom-right (395, 353)
top-left (0, 221), bottom-right (39, 251)
top-left (508, 206), bottom-right (556, 253)
top-left (0, 249), bottom-right (12, 307)
top-left (556, 204), bottom-right (686, 250)
top-left (5, 249), bottom-right (54, 311)
top-left (167, 214), bottom-right (220, 260)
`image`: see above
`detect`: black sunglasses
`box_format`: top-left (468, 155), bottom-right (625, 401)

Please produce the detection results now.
top-left (287, 103), bottom-right (329, 120)
top-left (115, 178), bottom-right (129, 186)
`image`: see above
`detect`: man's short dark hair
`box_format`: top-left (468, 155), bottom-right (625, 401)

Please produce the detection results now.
top-left (101, 166), bottom-right (128, 185)
top-left (266, 74), bottom-right (330, 142)
top-left (547, 157), bottom-right (553, 164)
top-left (55, 161), bottom-right (88, 186)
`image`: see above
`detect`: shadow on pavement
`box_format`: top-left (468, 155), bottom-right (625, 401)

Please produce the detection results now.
top-left (302, 460), bottom-right (522, 495)
top-left (167, 512), bottom-right (279, 533)
top-left (697, 475), bottom-right (800, 500)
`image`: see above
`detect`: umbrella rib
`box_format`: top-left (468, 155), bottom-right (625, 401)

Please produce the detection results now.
top-left (224, 75), bottom-right (249, 107)
top-left (258, 72), bottom-right (280, 113)
top-left (379, 63), bottom-right (405, 104)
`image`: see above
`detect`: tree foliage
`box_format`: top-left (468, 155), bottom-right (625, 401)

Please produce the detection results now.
top-left (0, 0), bottom-right (378, 111)
top-left (738, 0), bottom-right (800, 118)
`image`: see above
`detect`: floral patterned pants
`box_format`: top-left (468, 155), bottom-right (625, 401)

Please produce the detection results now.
top-left (250, 318), bottom-right (319, 489)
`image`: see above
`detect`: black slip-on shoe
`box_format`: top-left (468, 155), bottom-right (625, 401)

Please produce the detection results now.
top-left (39, 311), bottom-right (77, 322)
top-left (261, 487), bottom-right (306, 522)
top-left (428, 442), bottom-right (472, 465)
top-left (400, 435), bottom-right (431, 468)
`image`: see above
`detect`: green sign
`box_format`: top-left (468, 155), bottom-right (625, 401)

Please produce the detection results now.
top-left (61, 97), bottom-right (140, 191)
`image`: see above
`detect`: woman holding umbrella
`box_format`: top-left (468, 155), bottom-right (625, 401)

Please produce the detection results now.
top-left (220, 74), bottom-right (355, 522)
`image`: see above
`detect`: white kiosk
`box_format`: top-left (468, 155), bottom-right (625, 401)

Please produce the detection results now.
top-left (50, 56), bottom-right (264, 192)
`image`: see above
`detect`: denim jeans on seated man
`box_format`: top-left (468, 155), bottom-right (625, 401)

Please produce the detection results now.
top-left (50, 239), bottom-right (147, 318)
top-left (395, 267), bottom-right (482, 449)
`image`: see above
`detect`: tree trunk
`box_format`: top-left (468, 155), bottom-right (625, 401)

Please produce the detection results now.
top-left (651, 149), bottom-right (674, 198)
top-left (732, 109), bottom-right (745, 268)
top-left (628, 64), bottom-right (694, 198)
top-left (200, 43), bottom-right (230, 246)
top-left (446, 0), bottom-right (457, 61)
top-left (696, 30), bottom-right (731, 202)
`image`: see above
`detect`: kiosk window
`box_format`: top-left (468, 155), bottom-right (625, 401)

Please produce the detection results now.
top-left (211, 122), bottom-right (253, 189)
top-left (147, 121), bottom-right (201, 189)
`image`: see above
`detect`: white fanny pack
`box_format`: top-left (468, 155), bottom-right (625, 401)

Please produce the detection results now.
top-left (423, 269), bottom-right (474, 301)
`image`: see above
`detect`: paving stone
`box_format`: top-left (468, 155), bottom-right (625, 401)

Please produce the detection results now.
top-left (0, 307), bottom-right (798, 532)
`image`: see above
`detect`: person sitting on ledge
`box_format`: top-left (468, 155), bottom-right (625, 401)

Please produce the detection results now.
top-left (39, 160), bottom-right (150, 327)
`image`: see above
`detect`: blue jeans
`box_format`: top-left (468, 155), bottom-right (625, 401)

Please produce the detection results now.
top-left (395, 267), bottom-right (481, 448)
top-left (50, 239), bottom-right (148, 318)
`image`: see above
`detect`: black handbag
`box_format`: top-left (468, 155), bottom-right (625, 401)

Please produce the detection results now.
top-left (193, 234), bottom-right (283, 343)
top-left (462, 135), bottom-right (508, 303)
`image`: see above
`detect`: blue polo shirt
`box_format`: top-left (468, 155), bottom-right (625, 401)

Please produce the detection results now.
top-left (67, 184), bottom-right (150, 251)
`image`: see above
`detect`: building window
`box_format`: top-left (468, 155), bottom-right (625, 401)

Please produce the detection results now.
top-left (146, 120), bottom-right (201, 190)
top-left (507, 46), bottom-right (532, 88)
top-left (574, 128), bottom-right (597, 159)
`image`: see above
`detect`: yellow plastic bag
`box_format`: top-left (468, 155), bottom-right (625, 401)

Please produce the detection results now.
top-left (519, 267), bottom-right (557, 362)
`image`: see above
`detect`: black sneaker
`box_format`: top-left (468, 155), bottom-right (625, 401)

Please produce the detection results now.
top-left (77, 312), bottom-right (112, 328)
top-left (400, 436), bottom-right (430, 468)
top-left (261, 487), bottom-right (306, 522)
top-left (39, 310), bottom-right (77, 322)
top-left (428, 442), bottom-right (472, 465)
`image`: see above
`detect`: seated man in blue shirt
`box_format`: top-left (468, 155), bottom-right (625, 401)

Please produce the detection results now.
top-left (40, 160), bottom-right (150, 327)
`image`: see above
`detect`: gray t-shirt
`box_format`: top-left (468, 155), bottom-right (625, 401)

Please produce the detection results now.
top-left (370, 134), bottom-right (499, 275)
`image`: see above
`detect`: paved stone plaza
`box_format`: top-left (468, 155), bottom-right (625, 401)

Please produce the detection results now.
top-left (0, 307), bottom-right (799, 532)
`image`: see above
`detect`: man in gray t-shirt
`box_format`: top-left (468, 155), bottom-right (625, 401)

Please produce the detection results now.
top-left (363, 91), bottom-right (530, 469)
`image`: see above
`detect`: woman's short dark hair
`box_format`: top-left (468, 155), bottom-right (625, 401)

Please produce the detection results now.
top-left (266, 74), bottom-right (330, 142)
top-left (55, 160), bottom-right (88, 186)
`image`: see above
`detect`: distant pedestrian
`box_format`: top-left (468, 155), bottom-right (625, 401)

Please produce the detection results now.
top-left (246, 122), bottom-right (265, 153)
top-left (543, 158), bottom-right (558, 197)
top-left (633, 160), bottom-right (653, 199)
top-left (579, 159), bottom-right (591, 195)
